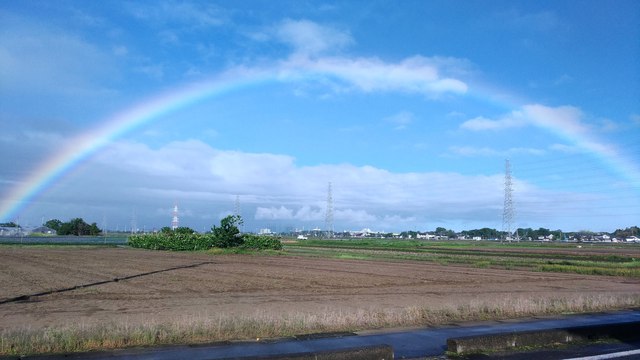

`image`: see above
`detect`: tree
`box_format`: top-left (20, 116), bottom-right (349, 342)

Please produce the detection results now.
top-left (174, 226), bottom-right (195, 234)
top-left (0, 222), bottom-right (19, 228)
top-left (211, 215), bottom-right (243, 247)
top-left (460, 228), bottom-right (500, 240)
top-left (435, 227), bottom-right (456, 239)
top-left (56, 218), bottom-right (101, 236)
top-left (613, 226), bottom-right (639, 239)
top-left (45, 219), bottom-right (62, 232)
top-left (89, 222), bottom-right (101, 236)
top-left (536, 228), bottom-right (551, 237)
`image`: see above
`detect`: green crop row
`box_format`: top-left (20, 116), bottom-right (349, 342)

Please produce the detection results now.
top-left (241, 234), bottom-right (283, 250)
top-left (128, 233), bottom-right (282, 251)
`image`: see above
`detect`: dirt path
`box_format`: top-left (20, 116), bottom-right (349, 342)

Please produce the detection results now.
top-left (1, 247), bottom-right (638, 331)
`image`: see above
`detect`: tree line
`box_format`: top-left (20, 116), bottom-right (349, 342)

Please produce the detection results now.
top-left (45, 218), bottom-right (102, 236)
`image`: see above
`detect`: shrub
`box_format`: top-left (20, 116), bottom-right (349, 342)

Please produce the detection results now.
top-left (241, 234), bottom-right (283, 250)
top-left (128, 233), bottom-right (216, 251)
top-left (210, 215), bottom-right (243, 248)
top-left (128, 215), bottom-right (283, 251)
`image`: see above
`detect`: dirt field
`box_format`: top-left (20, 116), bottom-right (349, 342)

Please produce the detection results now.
top-left (1, 246), bottom-right (639, 332)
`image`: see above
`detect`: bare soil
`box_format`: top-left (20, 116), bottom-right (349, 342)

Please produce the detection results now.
top-left (1, 247), bottom-right (638, 332)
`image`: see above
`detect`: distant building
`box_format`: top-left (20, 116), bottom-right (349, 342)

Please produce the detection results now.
top-left (31, 226), bottom-right (55, 235)
top-left (416, 233), bottom-right (435, 240)
top-left (0, 227), bottom-right (20, 236)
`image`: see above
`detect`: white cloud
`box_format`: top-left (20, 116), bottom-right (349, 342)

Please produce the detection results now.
top-left (461, 104), bottom-right (591, 135)
top-left (460, 114), bottom-right (525, 131)
top-left (385, 111), bottom-right (414, 130)
top-left (379, 215), bottom-right (417, 228)
top-left (255, 206), bottom-right (294, 220)
top-left (549, 143), bottom-right (580, 153)
top-left (509, 147), bottom-right (546, 156)
top-left (630, 114), bottom-right (640, 125)
top-left (276, 19), bottom-right (353, 56)
top-left (522, 104), bottom-right (588, 135)
top-left (598, 118), bottom-right (619, 132)
top-left (457, 104), bottom-right (631, 167)
top-left (127, 1), bottom-right (225, 28)
top-left (335, 208), bottom-right (377, 223)
top-left (275, 54), bottom-right (468, 96)
top-left (447, 111), bottom-right (466, 118)
top-left (209, 150), bottom-right (296, 186)
top-left (553, 74), bottom-right (572, 86)
top-left (449, 146), bottom-right (545, 157)
top-left (449, 146), bottom-right (500, 157)
top-left (8, 132), bottom-right (624, 232)
top-left (231, 20), bottom-right (469, 97)
top-left (86, 139), bottom-right (519, 229)
top-left (293, 206), bottom-right (324, 221)
top-left (255, 205), bottom-right (325, 222)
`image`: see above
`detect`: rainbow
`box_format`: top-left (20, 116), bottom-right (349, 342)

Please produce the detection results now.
top-left (0, 69), bottom-right (276, 222)
top-left (1, 68), bottom-right (639, 222)
top-left (466, 82), bottom-right (640, 189)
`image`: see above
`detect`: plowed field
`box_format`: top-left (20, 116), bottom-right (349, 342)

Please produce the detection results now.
top-left (1, 247), bottom-right (639, 332)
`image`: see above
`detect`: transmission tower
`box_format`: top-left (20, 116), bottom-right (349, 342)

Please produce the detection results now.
top-left (131, 208), bottom-right (137, 234)
top-left (171, 203), bottom-right (179, 230)
top-left (324, 182), bottom-right (334, 238)
top-left (234, 195), bottom-right (244, 232)
top-left (234, 195), bottom-right (241, 217)
top-left (102, 213), bottom-right (107, 239)
top-left (502, 159), bottom-right (515, 241)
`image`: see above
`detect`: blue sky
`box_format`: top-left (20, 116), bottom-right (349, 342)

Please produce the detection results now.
top-left (1, 0), bottom-right (638, 233)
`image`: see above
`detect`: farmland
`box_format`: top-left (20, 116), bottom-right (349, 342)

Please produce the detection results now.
top-left (1, 242), bottom-right (639, 355)
top-left (287, 239), bottom-right (640, 277)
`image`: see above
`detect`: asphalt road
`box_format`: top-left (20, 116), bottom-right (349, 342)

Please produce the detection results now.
top-left (6, 309), bottom-right (640, 360)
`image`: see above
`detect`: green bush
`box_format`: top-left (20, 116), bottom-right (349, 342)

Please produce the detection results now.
top-left (128, 233), bottom-right (216, 251)
top-left (241, 234), bottom-right (283, 250)
top-left (128, 232), bottom-right (284, 251)
top-left (128, 216), bottom-right (284, 251)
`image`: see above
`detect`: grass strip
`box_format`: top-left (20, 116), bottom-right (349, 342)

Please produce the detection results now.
top-left (2, 294), bottom-right (639, 356)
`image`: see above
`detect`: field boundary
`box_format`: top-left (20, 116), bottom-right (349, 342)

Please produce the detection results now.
top-left (0, 261), bottom-right (215, 305)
